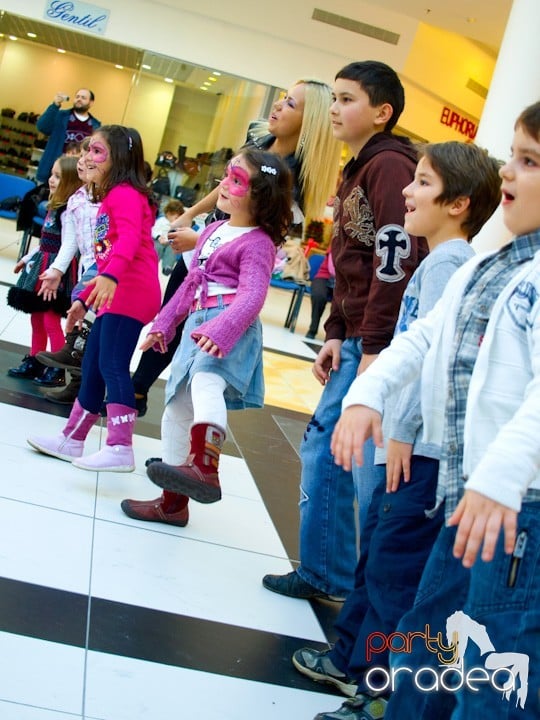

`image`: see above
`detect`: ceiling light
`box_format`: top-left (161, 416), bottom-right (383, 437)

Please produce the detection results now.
top-left (8, 35), bottom-right (17, 40)
top-left (164, 77), bottom-right (173, 83)
top-left (203, 81), bottom-right (211, 86)
top-left (142, 64), bottom-right (151, 70)
top-left (208, 77), bottom-right (217, 82)
top-left (115, 64), bottom-right (123, 69)
top-left (213, 71), bottom-right (221, 76)
top-left (27, 32), bottom-right (37, 38)
top-left (466, 17), bottom-right (477, 23)
top-left (200, 86), bottom-right (208, 91)
top-left (57, 48), bottom-right (66, 53)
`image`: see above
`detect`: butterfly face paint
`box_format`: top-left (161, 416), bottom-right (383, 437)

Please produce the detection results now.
top-left (87, 140), bottom-right (110, 165)
top-left (221, 162), bottom-right (251, 197)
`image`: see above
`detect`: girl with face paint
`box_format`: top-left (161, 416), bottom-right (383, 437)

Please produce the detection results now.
top-left (120, 148), bottom-right (292, 525)
top-left (27, 125), bottom-right (162, 474)
top-left (7, 155), bottom-right (82, 385)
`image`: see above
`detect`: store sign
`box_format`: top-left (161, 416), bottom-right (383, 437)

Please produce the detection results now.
top-left (44, 1), bottom-right (110, 35)
top-left (440, 106), bottom-right (477, 140)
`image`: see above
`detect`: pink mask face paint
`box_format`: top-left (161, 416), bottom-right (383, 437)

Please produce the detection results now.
top-left (221, 163), bottom-right (251, 197)
top-left (88, 141), bottom-right (110, 164)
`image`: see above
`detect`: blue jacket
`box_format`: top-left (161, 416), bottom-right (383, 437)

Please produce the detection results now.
top-left (36, 104), bottom-right (101, 183)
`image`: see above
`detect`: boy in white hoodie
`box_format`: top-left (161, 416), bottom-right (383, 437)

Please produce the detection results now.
top-left (332, 102), bottom-right (540, 719)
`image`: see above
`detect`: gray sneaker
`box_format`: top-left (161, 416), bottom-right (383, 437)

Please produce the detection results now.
top-left (292, 647), bottom-right (357, 697)
top-left (314, 694), bottom-right (387, 720)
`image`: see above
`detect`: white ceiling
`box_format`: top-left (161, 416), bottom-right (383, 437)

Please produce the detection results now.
top-left (368, 0), bottom-right (512, 50)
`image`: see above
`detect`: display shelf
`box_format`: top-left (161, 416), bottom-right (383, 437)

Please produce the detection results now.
top-left (0, 116), bottom-right (40, 178)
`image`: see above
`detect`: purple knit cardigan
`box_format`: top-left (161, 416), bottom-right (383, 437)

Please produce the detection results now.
top-left (150, 220), bottom-right (277, 357)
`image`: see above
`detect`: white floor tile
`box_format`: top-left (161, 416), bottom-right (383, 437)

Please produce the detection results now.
top-left (0, 633), bottom-right (84, 715)
top-left (89, 519), bottom-right (326, 642)
top-left (85, 650), bottom-right (331, 720)
top-left (0, 499), bottom-right (93, 593)
top-left (0, 703), bottom-right (81, 719)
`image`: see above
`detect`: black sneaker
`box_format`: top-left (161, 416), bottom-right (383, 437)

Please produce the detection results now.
top-left (292, 647), bottom-right (357, 697)
top-left (314, 694), bottom-right (387, 720)
top-left (262, 570), bottom-right (346, 602)
top-left (145, 456), bottom-right (162, 468)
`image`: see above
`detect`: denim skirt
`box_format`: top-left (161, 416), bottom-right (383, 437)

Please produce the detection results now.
top-left (165, 306), bottom-right (265, 410)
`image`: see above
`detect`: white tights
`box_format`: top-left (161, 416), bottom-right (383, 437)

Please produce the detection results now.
top-left (161, 372), bottom-right (227, 464)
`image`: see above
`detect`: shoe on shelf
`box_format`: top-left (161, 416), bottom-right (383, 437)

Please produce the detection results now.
top-left (33, 367), bottom-right (65, 387)
top-left (262, 570), bottom-right (346, 602)
top-left (292, 647), bottom-right (358, 697)
top-left (314, 694), bottom-right (387, 720)
top-left (120, 496), bottom-right (189, 527)
top-left (7, 354), bottom-right (45, 379)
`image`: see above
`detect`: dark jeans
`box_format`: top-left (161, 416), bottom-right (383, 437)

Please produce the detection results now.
top-left (78, 313), bottom-right (143, 413)
top-left (329, 457), bottom-right (444, 686)
top-left (131, 257), bottom-right (188, 396)
top-left (308, 276), bottom-right (333, 336)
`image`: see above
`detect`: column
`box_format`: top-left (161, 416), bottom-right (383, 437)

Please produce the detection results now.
top-left (473, 0), bottom-right (540, 252)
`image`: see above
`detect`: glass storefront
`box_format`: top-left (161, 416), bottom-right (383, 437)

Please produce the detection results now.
top-left (0, 10), bottom-right (279, 204)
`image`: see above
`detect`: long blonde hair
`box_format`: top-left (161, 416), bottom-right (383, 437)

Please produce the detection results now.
top-left (295, 79), bottom-right (342, 221)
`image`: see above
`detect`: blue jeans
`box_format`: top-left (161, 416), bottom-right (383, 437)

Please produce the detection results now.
top-left (297, 337), bottom-right (386, 598)
top-left (79, 313), bottom-right (143, 413)
top-left (385, 502), bottom-right (540, 720)
top-left (330, 457), bottom-right (443, 684)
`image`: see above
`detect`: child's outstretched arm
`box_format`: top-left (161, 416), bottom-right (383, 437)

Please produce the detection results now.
top-left (448, 490), bottom-right (517, 568)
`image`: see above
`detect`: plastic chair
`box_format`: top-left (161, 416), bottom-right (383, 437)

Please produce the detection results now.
top-left (0, 173), bottom-right (36, 220)
top-left (270, 252), bottom-right (325, 333)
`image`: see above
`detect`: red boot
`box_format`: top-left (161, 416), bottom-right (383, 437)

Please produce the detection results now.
top-left (147, 423), bottom-right (225, 503)
top-left (120, 491), bottom-right (189, 527)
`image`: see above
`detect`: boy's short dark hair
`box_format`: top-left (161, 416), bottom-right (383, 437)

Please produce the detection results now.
top-left (421, 141), bottom-right (502, 240)
top-left (515, 101), bottom-right (540, 141)
top-left (335, 61), bottom-right (405, 132)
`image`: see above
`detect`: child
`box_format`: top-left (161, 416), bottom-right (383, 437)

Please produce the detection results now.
top-left (294, 142), bottom-right (501, 720)
top-left (331, 102), bottom-right (540, 719)
top-left (27, 125), bottom-right (161, 473)
top-left (152, 198), bottom-right (186, 275)
top-left (121, 147), bottom-right (292, 526)
top-left (7, 155), bottom-right (82, 387)
top-left (36, 136), bottom-right (100, 405)
top-left (263, 61), bottom-right (428, 602)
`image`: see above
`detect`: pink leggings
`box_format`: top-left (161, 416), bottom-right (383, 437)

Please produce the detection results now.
top-left (30, 311), bottom-right (65, 355)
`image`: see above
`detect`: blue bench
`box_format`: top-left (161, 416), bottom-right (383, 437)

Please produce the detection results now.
top-left (0, 172), bottom-right (36, 220)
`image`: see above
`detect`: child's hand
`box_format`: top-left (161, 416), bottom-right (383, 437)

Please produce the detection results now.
top-left (140, 332), bottom-right (166, 353)
top-left (448, 489), bottom-right (517, 568)
top-left (85, 275), bottom-right (117, 312)
top-left (13, 260), bottom-right (25, 274)
top-left (65, 300), bottom-right (86, 333)
top-left (386, 439), bottom-right (413, 492)
top-left (313, 339), bottom-right (342, 385)
top-left (331, 405), bottom-right (383, 471)
top-left (167, 227), bottom-right (198, 253)
top-left (38, 268), bottom-right (62, 301)
top-left (193, 333), bottom-right (223, 358)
